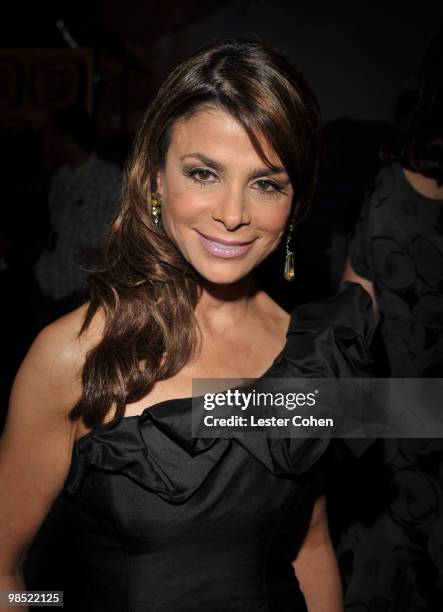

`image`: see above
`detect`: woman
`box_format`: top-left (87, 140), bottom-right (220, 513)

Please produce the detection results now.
top-left (341, 28), bottom-right (443, 610)
top-left (0, 38), bottom-right (374, 611)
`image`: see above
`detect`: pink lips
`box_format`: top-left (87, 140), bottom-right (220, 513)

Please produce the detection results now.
top-left (197, 232), bottom-right (255, 259)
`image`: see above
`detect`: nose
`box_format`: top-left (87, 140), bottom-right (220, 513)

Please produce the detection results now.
top-left (211, 186), bottom-right (251, 231)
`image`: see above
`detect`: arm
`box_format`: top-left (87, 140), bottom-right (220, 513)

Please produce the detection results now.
top-left (341, 257), bottom-right (379, 324)
top-left (292, 495), bottom-right (343, 612)
top-left (0, 317), bottom-right (83, 610)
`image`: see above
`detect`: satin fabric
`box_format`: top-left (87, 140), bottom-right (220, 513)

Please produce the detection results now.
top-left (62, 281), bottom-right (375, 611)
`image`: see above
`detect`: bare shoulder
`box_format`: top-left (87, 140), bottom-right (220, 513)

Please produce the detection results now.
top-left (37, 303), bottom-right (104, 368)
top-left (12, 304), bottom-right (105, 417)
top-left (0, 305), bottom-right (106, 566)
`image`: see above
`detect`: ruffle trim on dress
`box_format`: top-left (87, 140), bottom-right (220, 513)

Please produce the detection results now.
top-left (64, 282), bottom-right (376, 504)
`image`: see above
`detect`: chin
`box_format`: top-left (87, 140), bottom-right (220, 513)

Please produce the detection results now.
top-left (195, 262), bottom-right (253, 286)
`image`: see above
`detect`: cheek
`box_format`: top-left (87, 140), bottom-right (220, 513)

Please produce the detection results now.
top-left (254, 204), bottom-right (291, 235)
top-left (163, 183), bottom-right (209, 224)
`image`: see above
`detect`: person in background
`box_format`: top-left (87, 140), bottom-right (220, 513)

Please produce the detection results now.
top-left (340, 25), bottom-right (443, 611)
top-left (33, 106), bottom-right (122, 327)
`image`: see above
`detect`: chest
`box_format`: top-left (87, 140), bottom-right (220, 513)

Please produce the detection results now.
top-left (124, 336), bottom-right (284, 417)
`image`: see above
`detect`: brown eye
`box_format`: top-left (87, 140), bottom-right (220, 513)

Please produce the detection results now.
top-left (253, 179), bottom-right (284, 197)
top-left (258, 180), bottom-right (276, 191)
top-left (184, 167), bottom-right (218, 185)
top-left (193, 169), bottom-right (215, 181)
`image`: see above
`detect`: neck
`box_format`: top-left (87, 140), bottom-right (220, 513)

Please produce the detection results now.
top-left (195, 275), bottom-right (259, 331)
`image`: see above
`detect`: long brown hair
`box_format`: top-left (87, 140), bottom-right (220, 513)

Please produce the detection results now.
top-left (69, 37), bottom-right (321, 429)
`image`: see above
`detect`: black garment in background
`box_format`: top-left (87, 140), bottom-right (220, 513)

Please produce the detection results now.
top-left (349, 162), bottom-right (443, 377)
top-left (337, 162), bottom-right (443, 610)
top-left (292, 119), bottom-right (390, 307)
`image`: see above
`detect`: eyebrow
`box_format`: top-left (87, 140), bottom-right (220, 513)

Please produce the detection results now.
top-left (180, 152), bottom-right (288, 181)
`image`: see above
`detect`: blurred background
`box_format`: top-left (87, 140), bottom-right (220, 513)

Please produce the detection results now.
top-left (1, 1), bottom-right (443, 605)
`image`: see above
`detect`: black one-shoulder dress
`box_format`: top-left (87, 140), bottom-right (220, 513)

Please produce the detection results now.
top-left (62, 282), bottom-right (375, 611)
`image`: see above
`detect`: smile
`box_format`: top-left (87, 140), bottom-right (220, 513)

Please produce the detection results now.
top-left (197, 232), bottom-right (256, 259)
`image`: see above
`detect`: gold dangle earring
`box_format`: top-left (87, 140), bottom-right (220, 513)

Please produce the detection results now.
top-left (151, 191), bottom-right (162, 227)
top-left (284, 220), bottom-right (295, 282)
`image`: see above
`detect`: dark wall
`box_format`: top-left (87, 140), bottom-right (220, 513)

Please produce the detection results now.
top-left (123, 0), bottom-right (443, 122)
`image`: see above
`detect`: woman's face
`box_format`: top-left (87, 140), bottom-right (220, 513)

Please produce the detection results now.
top-left (156, 106), bottom-right (294, 285)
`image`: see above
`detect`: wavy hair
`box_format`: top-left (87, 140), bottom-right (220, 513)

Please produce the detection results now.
top-left (69, 37), bottom-right (321, 429)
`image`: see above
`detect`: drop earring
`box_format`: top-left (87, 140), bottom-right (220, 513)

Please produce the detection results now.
top-left (151, 191), bottom-right (162, 227)
top-left (284, 220), bottom-right (295, 282)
